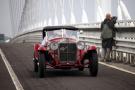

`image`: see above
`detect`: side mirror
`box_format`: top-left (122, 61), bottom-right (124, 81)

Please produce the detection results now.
top-left (79, 30), bottom-right (83, 34)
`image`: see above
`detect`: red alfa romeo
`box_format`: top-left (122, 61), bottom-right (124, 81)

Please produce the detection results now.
top-left (33, 26), bottom-right (98, 78)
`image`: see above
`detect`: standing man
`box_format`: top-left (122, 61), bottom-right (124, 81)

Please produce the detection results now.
top-left (101, 13), bottom-right (117, 62)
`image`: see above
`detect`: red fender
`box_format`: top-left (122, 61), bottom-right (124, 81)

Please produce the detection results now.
top-left (34, 43), bottom-right (40, 51)
top-left (34, 43), bottom-right (40, 58)
top-left (34, 43), bottom-right (46, 59)
top-left (38, 45), bottom-right (47, 51)
top-left (88, 45), bottom-right (97, 51)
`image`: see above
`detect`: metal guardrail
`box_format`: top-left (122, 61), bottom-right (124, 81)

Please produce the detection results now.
top-left (79, 27), bottom-right (135, 66)
top-left (74, 20), bottom-right (135, 28)
top-left (11, 20), bottom-right (135, 66)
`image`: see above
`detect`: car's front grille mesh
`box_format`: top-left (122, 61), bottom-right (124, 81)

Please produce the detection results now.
top-left (59, 43), bottom-right (77, 61)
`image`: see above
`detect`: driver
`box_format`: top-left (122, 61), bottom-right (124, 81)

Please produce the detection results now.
top-left (41, 37), bottom-right (46, 46)
top-left (41, 30), bottom-right (53, 64)
top-left (41, 29), bottom-right (46, 46)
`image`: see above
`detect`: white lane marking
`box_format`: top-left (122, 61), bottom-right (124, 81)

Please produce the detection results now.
top-left (0, 48), bottom-right (24, 90)
top-left (99, 62), bottom-right (135, 75)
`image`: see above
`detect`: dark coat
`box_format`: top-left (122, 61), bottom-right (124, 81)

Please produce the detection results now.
top-left (101, 17), bottom-right (117, 49)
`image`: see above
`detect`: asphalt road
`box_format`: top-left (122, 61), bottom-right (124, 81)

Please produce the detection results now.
top-left (0, 56), bottom-right (16, 90)
top-left (0, 43), bottom-right (135, 90)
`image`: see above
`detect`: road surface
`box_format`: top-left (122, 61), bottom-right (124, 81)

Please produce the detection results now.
top-left (0, 43), bottom-right (135, 90)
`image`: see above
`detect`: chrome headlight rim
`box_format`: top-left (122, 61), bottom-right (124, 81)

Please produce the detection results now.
top-left (49, 42), bottom-right (58, 50)
top-left (77, 41), bottom-right (85, 50)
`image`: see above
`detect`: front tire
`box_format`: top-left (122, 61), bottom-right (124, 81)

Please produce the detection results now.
top-left (33, 59), bottom-right (38, 72)
top-left (78, 67), bottom-right (84, 71)
top-left (89, 50), bottom-right (98, 76)
top-left (38, 52), bottom-right (46, 78)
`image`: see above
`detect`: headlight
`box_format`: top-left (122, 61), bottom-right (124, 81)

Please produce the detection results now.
top-left (77, 41), bottom-right (85, 50)
top-left (50, 42), bottom-right (58, 50)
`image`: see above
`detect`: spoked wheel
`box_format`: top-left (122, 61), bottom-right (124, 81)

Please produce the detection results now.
top-left (89, 50), bottom-right (98, 76)
top-left (38, 52), bottom-right (46, 78)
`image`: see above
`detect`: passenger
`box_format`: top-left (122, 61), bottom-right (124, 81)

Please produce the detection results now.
top-left (100, 13), bottom-right (117, 62)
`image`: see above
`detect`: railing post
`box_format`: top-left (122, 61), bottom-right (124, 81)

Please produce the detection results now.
top-left (114, 50), bottom-right (117, 62)
top-left (126, 53), bottom-right (130, 64)
top-left (116, 51), bottom-right (119, 62)
top-left (131, 54), bottom-right (135, 66)
top-left (119, 51), bottom-right (123, 62)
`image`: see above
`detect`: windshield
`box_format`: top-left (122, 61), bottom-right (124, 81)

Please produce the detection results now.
top-left (46, 29), bottom-right (78, 40)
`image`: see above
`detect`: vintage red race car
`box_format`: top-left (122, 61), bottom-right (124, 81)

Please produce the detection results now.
top-left (33, 26), bottom-right (98, 78)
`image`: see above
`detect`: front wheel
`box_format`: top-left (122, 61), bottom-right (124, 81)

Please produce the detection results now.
top-left (33, 59), bottom-right (38, 72)
top-left (38, 52), bottom-right (46, 78)
top-left (89, 50), bottom-right (98, 76)
top-left (78, 67), bottom-right (84, 71)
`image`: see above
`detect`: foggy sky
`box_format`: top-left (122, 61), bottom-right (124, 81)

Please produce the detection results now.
top-left (0, 0), bottom-right (12, 37)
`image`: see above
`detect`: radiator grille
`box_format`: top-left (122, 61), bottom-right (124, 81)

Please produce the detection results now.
top-left (59, 43), bottom-right (77, 61)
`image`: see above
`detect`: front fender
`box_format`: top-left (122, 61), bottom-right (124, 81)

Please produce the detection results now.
top-left (88, 45), bottom-right (97, 51)
top-left (34, 43), bottom-right (40, 51)
top-left (38, 45), bottom-right (47, 51)
top-left (34, 43), bottom-right (40, 59)
top-left (81, 45), bottom-right (97, 60)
